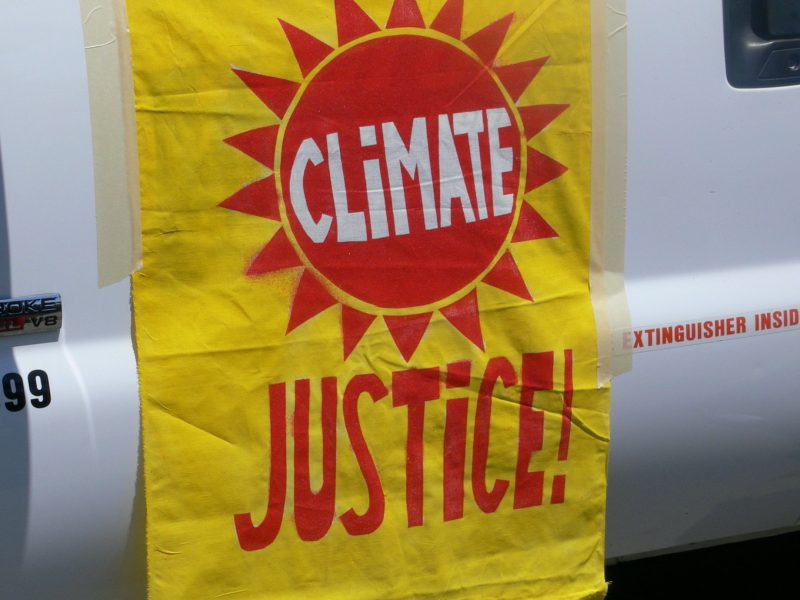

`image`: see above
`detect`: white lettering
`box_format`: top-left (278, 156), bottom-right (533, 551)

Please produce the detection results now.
top-left (453, 110), bottom-right (487, 220)
top-left (328, 133), bottom-right (367, 242)
top-left (289, 108), bottom-right (518, 244)
top-left (487, 108), bottom-right (514, 217)
top-left (437, 114), bottom-right (475, 228)
top-left (290, 138), bottom-right (333, 244)
top-left (382, 117), bottom-right (437, 235)
top-left (359, 126), bottom-right (389, 239)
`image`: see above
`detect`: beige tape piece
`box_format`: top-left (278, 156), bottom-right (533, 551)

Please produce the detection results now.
top-left (80, 0), bottom-right (141, 287)
top-left (590, 0), bottom-right (632, 384)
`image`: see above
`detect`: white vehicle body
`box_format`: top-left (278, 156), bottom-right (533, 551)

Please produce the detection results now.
top-left (0, 1), bottom-right (798, 598)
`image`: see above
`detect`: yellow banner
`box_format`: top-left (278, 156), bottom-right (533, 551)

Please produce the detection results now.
top-left (129, 0), bottom-right (609, 597)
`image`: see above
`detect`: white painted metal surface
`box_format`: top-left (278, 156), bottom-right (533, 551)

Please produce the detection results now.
top-left (0, 1), bottom-right (797, 597)
top-left (607, 0), bottom-right (800, 558)
top-left (0, 2), bottom-right (143, 598)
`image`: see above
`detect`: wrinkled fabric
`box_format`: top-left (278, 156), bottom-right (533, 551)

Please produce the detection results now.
top-left (129, 1), bottom-right (609, 598)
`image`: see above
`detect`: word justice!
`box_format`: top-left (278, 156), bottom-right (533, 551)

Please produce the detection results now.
top-left (234, 351), bottom-right (574, 551)
top-left (288, 107), bottom-right (517, 243)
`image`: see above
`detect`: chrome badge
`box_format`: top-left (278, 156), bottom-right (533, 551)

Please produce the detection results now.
top-left (0, 294), bottom-right (62, 337)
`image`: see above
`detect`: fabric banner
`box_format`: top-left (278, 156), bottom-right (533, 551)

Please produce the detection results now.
top-left (129, 0), bottom-right (610, 598)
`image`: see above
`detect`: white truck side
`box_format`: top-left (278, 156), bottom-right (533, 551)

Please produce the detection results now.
top-left (0, 1), bottom-right (798, 598)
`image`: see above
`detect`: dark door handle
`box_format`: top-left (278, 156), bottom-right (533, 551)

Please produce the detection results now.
top-left (724, 0), bottom-right (800, 88)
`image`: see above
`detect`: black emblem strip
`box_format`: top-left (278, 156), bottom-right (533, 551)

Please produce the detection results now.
top-left (0, 294), bottom-right (62, 337)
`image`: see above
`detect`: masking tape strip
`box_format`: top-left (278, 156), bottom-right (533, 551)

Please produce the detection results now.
top-left (591, 0), bottom-right (632, 384)
top-left (80, 0), bottom-right (142, 287)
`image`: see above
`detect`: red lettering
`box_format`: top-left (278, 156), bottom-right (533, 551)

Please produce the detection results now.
top-left (551, 350), bottom-right (574, 504)
top-left (472, 357), bottom-right (514, 513)
top-left (234, 383), bottom-right (288, 551)
top-left (340, 374), bottom-right (387, 536)
top-left (443, 398), bottom-right (469, 521)
top-left (514, 352), bottom-right (553, 509)
top-left (443, 361), bottom-right (471, 522)
top-left (237, 350), bottom-right (577, 548)
top-left (633, 330), bottom-right (644, 348)
top-left (714, 319), bottom-right (725, 337)
top-left (550, 474), bottom-right (567, 505)
top-left (293, 378), bottom-right (338, 541)
top-left (0, 317), bottom-right (24, 331)
top-left (393, 368), bottom-right (440, 527)
top-left (446, 360), bottom-right (471, 388)
top-left (622, 331), bottom-right (632, 350)
top-left (736, 316), bottom-right (746, 334)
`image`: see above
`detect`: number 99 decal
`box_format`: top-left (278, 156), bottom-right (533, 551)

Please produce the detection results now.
top-left (3, 370), bottom-right (51, 412)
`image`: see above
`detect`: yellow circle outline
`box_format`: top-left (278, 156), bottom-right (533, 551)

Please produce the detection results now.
top-left (275, 27), bottom-right (529, 317)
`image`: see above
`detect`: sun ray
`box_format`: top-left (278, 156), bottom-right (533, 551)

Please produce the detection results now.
top-left (512, 202), bottom-right (558, 243)
top-left (225, 2), bottom-right (568, 362)
top-left (220, 177), bottom-right (281, 220)
top-left (224, 125), bottom-right (279, 169)
top-left (463, 13), bottom-right (513, 66)
top-left (519, 104), bottom-right (569, 140)
top-left (430, 0), bottom-right (463, 38)
top-left (440, 290), bottom-right (484, 350)
top-left (495, 57), bottom-right (548, 102)
top-left (342, 305), bottom-right (377, 359)
top-left (334, 0), bottom-right (380, 46)
top-left (525, 148), bottom-right (568, 193)
top-left (384, 313), bottom-right (433, 361)
top-left (233, 69), bottom-right (300, 119)
top-left (279, 20), bottom-right (335, 77)
top-left (247, 229), bottom-right (303, 276)
top-left (287, 271), bottom-right (338, 333)
top-left (387, 0), bottom-right (425, 29)
top-left (482, 252), bottom-right (532, 301)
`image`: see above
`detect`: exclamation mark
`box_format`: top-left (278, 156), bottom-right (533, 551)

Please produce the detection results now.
top-left (550, 349), bottom-right (573, 504)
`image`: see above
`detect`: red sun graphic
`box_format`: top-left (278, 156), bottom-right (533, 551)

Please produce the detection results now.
top-left (222, 0), bottom-right (568, 362)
